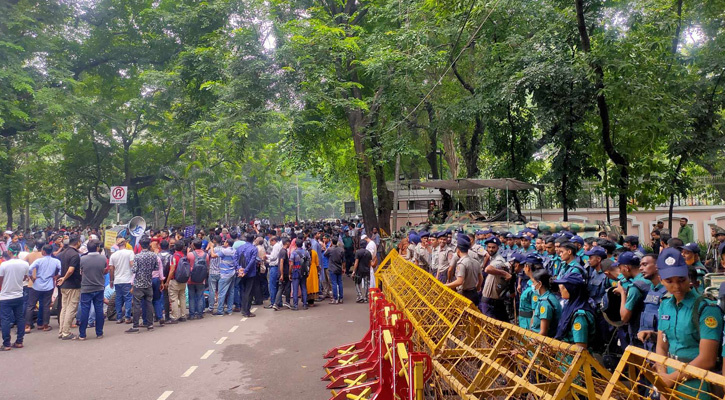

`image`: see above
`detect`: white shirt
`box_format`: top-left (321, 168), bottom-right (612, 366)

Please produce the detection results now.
top-left (109, 248), bottom-right (135, 284)
top-left (268, 241), bottom-right (283, 266)
top-left (0, 259), bottom-right (30, 300)
top-left (365, 240), bottom-right (377, 258)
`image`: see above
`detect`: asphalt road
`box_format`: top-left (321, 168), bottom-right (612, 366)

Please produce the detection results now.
top-left (0, 277), bottom-right (368, 400)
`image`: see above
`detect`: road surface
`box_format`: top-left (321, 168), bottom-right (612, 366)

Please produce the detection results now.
top-left (0, 278), bottom-right (368, 400)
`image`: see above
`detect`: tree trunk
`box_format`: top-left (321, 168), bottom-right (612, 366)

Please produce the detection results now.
top-left (349, 110), bottom-right (379, 233)
top-left (442, 131), bottom-right (459, 179)
top-left (575, 0), bottom-right (629, 233)
top-left (425, 101), bottom-right (439, 179)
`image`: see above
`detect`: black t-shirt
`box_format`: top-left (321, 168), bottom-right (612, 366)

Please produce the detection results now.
top-left (354, 248), bottom-right (371, 277)
top-left (325, 246), bottom-right (345, 275)
top-left (59, 247), bottom-right (82, 289)
top-left (279, 248), bottom-right (290, 279)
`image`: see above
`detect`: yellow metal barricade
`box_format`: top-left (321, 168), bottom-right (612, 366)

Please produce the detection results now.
top-left (377, 250), bottom-right (725, 399)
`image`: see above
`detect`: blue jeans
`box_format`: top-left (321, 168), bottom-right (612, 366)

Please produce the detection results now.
top-left (268, 267), bottom-right (280, 305)
top-left (152, 278), bottom-right (164, 320)
top-left (114, 283), bottom-right (133, 319)
top-left (0, 297), bottom-right (25, 347)
top-left (79, 291), bottom-right (104, 338)
top-left (291, 278), bottom-right (307, 308)
top-left (188, 283), bottom-right (205, 317)
top-left (207, 274), bottom-right (220, 311)
top-left (216, 276), bottom-right (235, 313)
top-left (331, 273), bottom-right (343, 300)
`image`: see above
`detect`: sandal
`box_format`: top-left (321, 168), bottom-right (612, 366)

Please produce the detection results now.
top-left (41, 325), bottom-right (52, 332)
top-left (12, 343), bottom-right (23, 348)
top-left (0, 346), bottom-right (11, 351)
top-left (76, 337), bottom-right (86, 341)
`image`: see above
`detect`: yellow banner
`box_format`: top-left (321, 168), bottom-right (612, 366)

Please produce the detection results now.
top-left (104, 230), bottom-right (117, 250)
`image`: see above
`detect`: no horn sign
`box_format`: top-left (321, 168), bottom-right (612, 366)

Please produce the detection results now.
top-left (110, 186), bottom-right (128, 204)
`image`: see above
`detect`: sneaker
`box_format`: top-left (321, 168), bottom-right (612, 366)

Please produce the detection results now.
top-left (329, 299), bottom-right (337, 304)
top-left (116, 319), bottom-right (125, 324)
top-left (146, 325), bottom-right (154, 331)
top-left (356, 298), bottom-right (364, 303)
top-left (264, 304), bottom-right (274, 309)
top-left (159, 319), bottom-right (165, 326)
top-left (213, 312), bottom-right (223, 316)
top-left (338, 299), bottom-right (343, 304)
top-left (363, 298), bottom-right (368, 303)
top-left (166, 319), bottom-right (178, 325)
top-left (125, 327), bottom-right (140, 334)
top-left (272, 305), bottom-right (279, 311)
top-left (283, 303), bottom-right (291, 309)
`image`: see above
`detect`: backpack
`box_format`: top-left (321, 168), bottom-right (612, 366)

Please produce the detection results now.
top-left (175, 256), bottom-right (191, 283)
top-left (298, 249), bottom-right (311, 279)
top-left (190, 251), bottom-right (209, 283)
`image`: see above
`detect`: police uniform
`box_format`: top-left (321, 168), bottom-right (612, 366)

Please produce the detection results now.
top-left (455, 254), bottom-right (480, 303)
top-left (557, 259), bottom-right (585, 280)
top-left (657, 248), bottom-right (724, 400)
top-left (518, 280), bottom-right (535, 329)
top-left (560, 309), bottom-right (595, 345)
top-left (518, 245), bottom-right (535, 256)
top-left (693, 260), bottom-right (708, 293)
top-left (638, 281), bottom-right (667, 351)
top-left (586, 265), bottom-right (610, 305)
top-left (531, 290), bottom-right (561, 336)
top-left (623, 272), bottom-right (649, 347)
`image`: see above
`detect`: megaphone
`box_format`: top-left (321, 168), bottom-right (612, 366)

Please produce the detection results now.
top-left (128, 216), bottom-right (146, 237)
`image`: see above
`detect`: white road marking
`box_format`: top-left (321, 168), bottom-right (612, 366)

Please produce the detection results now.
top-left (240, 317), bottom-right (248, 322)
top-left (229, 325), bottom-right (239, 333)
top-left (201, 350), bottom-right (214, 359)
top-left (251, 307), bottom-right (258, 313)
top-left (181, 366), bottom-right (197, 377)
top-left (157, 391), bottom-right (173, 400)
top-left (216, 337), bottom-right (227, 345)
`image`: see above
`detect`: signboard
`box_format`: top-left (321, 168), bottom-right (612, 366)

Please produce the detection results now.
top-left (344, 201), bottom-right (356, 214)
top-left (104, 229), bottom-right (118, 250)
top-left (110, 186), bottom-right (128, 204)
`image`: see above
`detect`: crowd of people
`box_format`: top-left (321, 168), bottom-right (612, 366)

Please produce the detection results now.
top-left (0, 220), bottom-right (381, 349)
top-left (398, 217), bottom-right (725, 397)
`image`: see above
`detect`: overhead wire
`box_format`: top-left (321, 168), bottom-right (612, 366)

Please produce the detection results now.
top-left (380, 0), bottom-right (505, 136)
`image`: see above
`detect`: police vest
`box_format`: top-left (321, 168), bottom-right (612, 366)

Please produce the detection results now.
top-left (640, 283), bottom-right (667, 333)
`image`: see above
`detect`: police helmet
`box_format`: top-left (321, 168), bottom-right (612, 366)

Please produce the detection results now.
top-left (600, 287), bottom-right (624, 327)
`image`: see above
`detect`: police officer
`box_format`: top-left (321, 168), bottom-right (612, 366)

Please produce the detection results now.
top-left (518, 234), bottom-right (535, 255)
top-left (570, 235), bottom-right (587, 264)
top-left (530, 269), bottom-right (561, 337)
top-left (613, 251), bottom-right (648, 348)
top-left (445, 235), bottom-right (482, 304)
top-left (585, 246), bottom-right (611, 305)
top-left (553, 273), bottom-right (596, 349)
top-left (656, 248), bottom-right (722, 397)
top-left (518, 254), bottom-right (544, 330)
top-left (557, 242), bottom-right (586, 279)
top-left (637, 253), bottom-right (666, 352)
top-left (415, 232), bottom-right (431, 272)
top-left (679, 242), bottom-right (708, 292)
top-left (480, 237), bottom-right (511, 321)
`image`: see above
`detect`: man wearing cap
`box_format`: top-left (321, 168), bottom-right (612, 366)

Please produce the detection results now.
top-left (705, 226), bottom-right (725, 271)
top-left (613, 251), bottom-right (649, 348)
top-left (636, 253), bottom-right (665, 352)
top-left (414, 232), bottom-right (431, 273)
top-left (480, 237), bottom-right (512, 322)
top-left (436, 232), bottom-right (454, 283)
top-left (429, 233), bottom-right (441, 280)
top-left (517, 235), bottom-right (535, 256)
top-left (679, 242), bottom-right (708, 293)
top-left (557, 242), bottom-right (586, 280)
top-left (585, 246), bottom-right (611, 306)
top-left (445, 236), bottom-right (482, 304)
top-left (0, 243), bottom-right (30, 350)
top-left (656, 248), bottom-right (722, 395)
top-left (569, 236), bottom-right (587, 264)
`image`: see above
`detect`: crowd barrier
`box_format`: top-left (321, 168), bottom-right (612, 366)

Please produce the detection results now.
top-left (375, 250), bottom-right (725, 400)
top-left (322, 288), bottom-right (433, 399)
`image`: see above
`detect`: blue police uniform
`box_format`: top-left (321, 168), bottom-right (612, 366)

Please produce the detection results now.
top-left (586, 265), bottom-right (610, 305)
top-left (518, 245), bottom-right (535, 256)
top-left (560, 309), bottom-right (595, 346)
top-left (531, 290), bottom-right (561, 336)
top-left (638, 281), bottom-right (667, 351)
top-left (557, 259), bottom-right (585, 280)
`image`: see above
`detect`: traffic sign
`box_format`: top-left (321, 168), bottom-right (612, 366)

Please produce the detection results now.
top-left (344, 201), bottom-right (356, 214)
top-left (110, 186), bottom-right (128, 204)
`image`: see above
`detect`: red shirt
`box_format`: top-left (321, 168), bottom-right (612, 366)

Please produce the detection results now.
top-left (186, 249), bottom-right (210, 284)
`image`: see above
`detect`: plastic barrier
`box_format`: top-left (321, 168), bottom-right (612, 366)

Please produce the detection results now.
top-left (377, 251), bottom-right (724, 399)
top-left (322, 288), bottom-right (433, 400)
